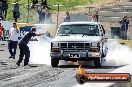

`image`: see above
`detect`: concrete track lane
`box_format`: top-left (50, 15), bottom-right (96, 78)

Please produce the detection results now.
top-left (0, 65), bottom-right (119, 87)
top-left (0, 41), bottom-right (127, 87)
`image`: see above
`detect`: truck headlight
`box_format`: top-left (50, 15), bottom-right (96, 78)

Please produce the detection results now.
top-left (91, 42), bottom-right (98, 47)
top-left (52, 42), bottom-right (59, 48)
top-left (51, 42), bottom-right (60, 52)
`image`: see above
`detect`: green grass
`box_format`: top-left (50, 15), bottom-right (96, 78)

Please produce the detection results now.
top-left (6, 0), bottom-right (96, 22)
top-left (48, 0), bottom-right (96, 6)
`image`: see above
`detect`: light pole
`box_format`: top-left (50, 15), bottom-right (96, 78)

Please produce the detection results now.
top-left (56, 4), bottom-right (59, 29)
top-left (53, 4), bottom-right (64, 29)
top-left (27, 0), bottom-right (30, 23)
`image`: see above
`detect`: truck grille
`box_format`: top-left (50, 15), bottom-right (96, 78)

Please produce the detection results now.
top-left (60, 43), bottom-right (90, 50)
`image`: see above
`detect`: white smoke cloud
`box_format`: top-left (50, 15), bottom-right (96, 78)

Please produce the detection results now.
top-left (28, 24), bottom-right (53, 65)
top-left (29, 36), bottom-right (52, 65)
top-left (103, 41), bottom-right (132, 66)
top-left (74, 41), bottom-right (132, 87)
top-left (28, 36), bottom-right (74, 65)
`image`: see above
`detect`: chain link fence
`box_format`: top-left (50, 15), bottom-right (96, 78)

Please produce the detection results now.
top-left (0, 3), bottom-right (98, 24)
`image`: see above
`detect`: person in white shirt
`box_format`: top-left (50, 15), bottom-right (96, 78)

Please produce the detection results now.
top-left (64, 11), bottom-right (70, 22)
top-left (8, 22), bottom-right (19, 59)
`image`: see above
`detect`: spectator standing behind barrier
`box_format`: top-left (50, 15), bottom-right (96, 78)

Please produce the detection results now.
top-left (42, 8), bottom-right (46, 22)
top-left (8, 23), bottom-right (19, 59)
top-left (95, 10), bottom-right (99, 22)
top-left (1, 0), bottom-right (8, 20)
top-left (31, 0), bottom-right (38, 9)
top-left (16, 27), bottom-right (45, 66)
top-left (64, 11), bottom-right (70, 22)
top-left (35, 7), bottom-right (44, 23)
top-left (0, 2), bottom-right (3, 20)
top-left (0, 23), bottom-right (4, 38)
top-left (119, 15), bottom-right (129, 40)
top-left (13, 2), bottom-right (20, 22)
top-left (91, 10), bottom-right (99, 22)
top-left (45, 8), bottom-right (52, 23)
top-left (41, 0), bottom-right (47, 8)
top-left (91, 14), bottom-right (96, 22)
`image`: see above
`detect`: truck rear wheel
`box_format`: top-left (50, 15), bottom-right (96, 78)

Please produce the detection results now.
top-left (94, 58), bottom-right (101, 67)
top-left (51, 58), bottom-right (59, 67)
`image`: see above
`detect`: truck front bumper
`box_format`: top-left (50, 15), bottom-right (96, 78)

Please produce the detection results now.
top-left (50, 51), bottom-right (101, 60)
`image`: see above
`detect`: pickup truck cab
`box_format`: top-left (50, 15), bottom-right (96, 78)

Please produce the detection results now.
top-left (50, 21), bottom-right (108, 67)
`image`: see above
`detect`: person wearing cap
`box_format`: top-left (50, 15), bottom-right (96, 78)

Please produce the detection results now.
top-left (16, 27), bottom-right (44, 66)
top-left (8, 22), bottom-right (19, 59)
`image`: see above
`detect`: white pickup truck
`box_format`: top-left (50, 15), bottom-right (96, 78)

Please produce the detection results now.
top-left (50, 22), bottom-right (108, 67)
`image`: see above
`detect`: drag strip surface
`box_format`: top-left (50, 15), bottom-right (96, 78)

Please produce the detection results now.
top-left (0, 63), bottom-right (123, 87)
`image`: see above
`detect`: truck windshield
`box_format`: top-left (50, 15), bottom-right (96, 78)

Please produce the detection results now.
top-left (58, 24), bottom-right (99, 36)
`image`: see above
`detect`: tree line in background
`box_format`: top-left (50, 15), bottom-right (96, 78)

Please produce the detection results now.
top-left (0, 0), bottom-right (95, 22)
top-left (0, 0), bottom-right (48, 21)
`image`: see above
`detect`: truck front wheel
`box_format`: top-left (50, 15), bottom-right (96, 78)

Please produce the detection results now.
top-left (76, 74), bottom-right (87, 84)
top-left (51, 58), bottom-right (59, 67)
top-left (94, 58), bottom-right (101, 68)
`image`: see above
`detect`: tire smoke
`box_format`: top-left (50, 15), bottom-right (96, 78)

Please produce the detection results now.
top-left (28, 24), bottom-right (54, 65)
top-left (103, 41), bottom-right (132, 66)
top-left (74, 41), bottom-right (132, 87)
top-left (29, 36), bottom-right (52, 65)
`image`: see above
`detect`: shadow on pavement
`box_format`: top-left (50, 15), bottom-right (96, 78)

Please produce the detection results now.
top-left (58, 65), bottom-right (126, 69)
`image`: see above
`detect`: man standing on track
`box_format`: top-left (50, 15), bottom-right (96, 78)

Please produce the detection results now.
top-left (16, 27), bottom-right (44, 66)
top-left (8, 22), bottom-right (19, 59)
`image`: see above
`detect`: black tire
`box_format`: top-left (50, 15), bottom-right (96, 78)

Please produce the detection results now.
top-left (76, 74), bottom-right (87, 84)
top-left (51, 58), bottom-right (59, 67)
top-left (102, 47), bottom-right (108, 58)
top-left (102, 52), bottom-right (106, 58)
top-left (94, 58), bottom-right (101, 67)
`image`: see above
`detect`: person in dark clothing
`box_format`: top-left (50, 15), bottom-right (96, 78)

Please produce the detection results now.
top-left (35, 7), bottom-right (46, 23)
top-left (95, 10), bottom-right (99, 22)
top-left (1, 0), bottom-right (8, 20)
top-left (45, 8), bottom-right (52, 23)
top-left (91, 10), bottom-right (99, 22)
top-left (119, 15), bottom-right (129, 40)
top-left (16, 27), bottom-right (44, 66)
top-left (13, 2), bottom-right (20, 22)
top-left (41, 0), bottom-right (47, 8)
top-left (41, 8), bottom-right (46, 22)
top-left (0, 2), bottom-right (4, 20)
top-left (31, 0), bottom-right (38, 9)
